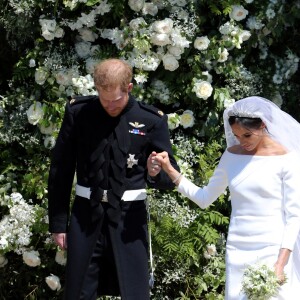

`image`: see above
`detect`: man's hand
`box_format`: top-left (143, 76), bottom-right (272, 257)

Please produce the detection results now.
top-left (52, 233), bottom-right (67, 250)
top-left (147, 151), bottom-right (162, 177)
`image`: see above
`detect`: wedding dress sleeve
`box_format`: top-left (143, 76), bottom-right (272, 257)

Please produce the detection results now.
top-left (177, 153), bottom-right (228, 209)
top-left (281, 152), bottom-right (300, 250)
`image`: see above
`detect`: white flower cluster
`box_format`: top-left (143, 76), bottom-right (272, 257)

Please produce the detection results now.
top-left (39, 19), bottom-right (64, 41)
top-left (101, 13), bottom-right (191, 73)
top-left (0, 193), bottom-right (38, 254)
top-left (272, 50), bottom-right (299, 85)
top-left (241, 262), bottom-right (284, 300)
top-left (219, 20), bottom-right (251, 50)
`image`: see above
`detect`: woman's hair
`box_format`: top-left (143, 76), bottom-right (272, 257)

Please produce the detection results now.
top-left (93, 58), bottom-right (133, 92)
top-left (228, 116), bottom-right (263, 130)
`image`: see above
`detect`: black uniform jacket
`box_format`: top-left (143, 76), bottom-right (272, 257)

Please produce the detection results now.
top-left (48, 95), bottom-right (179, 299)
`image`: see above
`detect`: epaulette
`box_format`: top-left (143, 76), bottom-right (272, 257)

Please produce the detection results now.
top-left (68, 95), bottom-right (97, 106)
top-left (138, 101), bottom-right (165, 118)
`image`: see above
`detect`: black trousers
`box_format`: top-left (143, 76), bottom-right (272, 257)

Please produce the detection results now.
top-left (79, 214), bottom-right (119, 300)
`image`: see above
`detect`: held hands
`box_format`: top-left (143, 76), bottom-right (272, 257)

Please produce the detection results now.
top-left (147, 151), bottom-right (162, 177)
top-left (147, 151), bottom-right (182, 185)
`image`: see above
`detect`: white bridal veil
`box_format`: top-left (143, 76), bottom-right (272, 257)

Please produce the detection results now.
top-left (223, 96), bottom-right (300, 280)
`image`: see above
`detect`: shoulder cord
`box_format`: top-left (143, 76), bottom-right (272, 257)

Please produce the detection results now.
top-left (147, 200), bottom-right (155, 289)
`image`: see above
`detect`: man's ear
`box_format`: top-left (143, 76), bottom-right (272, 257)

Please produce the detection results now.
top-left (128, 83), bottom-right (133, 92)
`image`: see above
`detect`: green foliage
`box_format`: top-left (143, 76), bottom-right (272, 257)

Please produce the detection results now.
top-left (0, 0), bottom-right (299, 298)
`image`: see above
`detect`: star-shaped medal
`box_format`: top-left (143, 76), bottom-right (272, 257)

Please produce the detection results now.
top-left (127, 154), bottom-right (138, 168)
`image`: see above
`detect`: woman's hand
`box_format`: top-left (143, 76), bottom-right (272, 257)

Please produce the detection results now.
top-left (151, 151), bottom-right (183, 185)
top-left (274, 248), bottom-right (290, 285)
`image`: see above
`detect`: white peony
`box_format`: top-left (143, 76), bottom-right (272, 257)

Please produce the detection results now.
top-left (193, 80), bottom-right (213, 100)
top-left (162, 54), bottom-right (179, 71)
top-left (194, 36), bottom-right (210, 51)
top-left (180, 110), bottom-right (195, 128)
top-left (26, 102), bottom-right (44, 125)
top-left (45, 274), bottom-right (61, 291)
top-left (23, 250), bottom-right (41, 267)
top-left (229, 5), bottom-right (249, 21)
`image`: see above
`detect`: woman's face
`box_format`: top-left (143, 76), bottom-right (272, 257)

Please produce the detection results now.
top-left (230, 122), bottom-right (265, 152)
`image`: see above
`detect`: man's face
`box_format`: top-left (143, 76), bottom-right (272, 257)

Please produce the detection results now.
top-left (97, 84), bottom-right (133, 117)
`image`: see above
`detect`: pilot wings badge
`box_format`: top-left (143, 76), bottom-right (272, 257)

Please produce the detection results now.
top-left (129, 122), bottom-right (145, 128)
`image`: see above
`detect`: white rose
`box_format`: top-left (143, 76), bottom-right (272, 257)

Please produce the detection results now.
top-left (29, 59), bottom-right (36, 68)
top-left (202, 71), bottom-right (213, 83)
top-left (85, 58), bottom-right (99, 74)
top-left (218, 48), bottom-right (229, 63)
top-left (39, 19), bottom-right (56, 32)
top-left (129, 17), bottom-right (147, 30)
top-left (239, 30), bottom-right (251, 42)
top-left (224, 98), bottom-right (235, 108)
top-left (55, 70), bottom-right (70, 86)
top-left (78, 28), bottom-right (98, 42)
top-left (151, 33), bottom-right (171, 46)
top-left (229, 5), bottom-right (249, 21)
top-left (39, 122), bottom-right (56, 135)
top-left (45, 274), bottom-right (61, 291)
top-left (142, 3), bottom-right (158, 16)
top-left (55, 250), bottom-right (67, 266)
top-left (180, 110), bottom-right (195, 128)
top-left (26, 102), bottom-right (44, 125)
top-left (35, 67), bottom-right (49, 85)
top-left (44, 136), bottom-right (56, 149)
top-left (167, 45), bottom-right (184, 58)
top-left (54, 27), bottom-right (64, 38)
top-left (167, 113), bottom-right (180, 130)
top-left (194, 36), bottom-right (210, 51)
top-left (193, 80), bottom-right (213, 100)
top-left (128, 0), bottom-right (144, 12)
top-left (23, 250), bottom-right (41, 267)
top-left (0, 255), bottom-right (8, 268)
top-left (152, 18), bottom-right (173, 34)
top-left (162, 54), bottom-right (179, 71)
top-left (206, 244), bottom-right (217, 256)
top-left (75, 41), bottom-right (91, 58)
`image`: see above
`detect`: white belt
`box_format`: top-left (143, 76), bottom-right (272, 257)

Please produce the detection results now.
top-left (75, 184), bottom-right (147, 202)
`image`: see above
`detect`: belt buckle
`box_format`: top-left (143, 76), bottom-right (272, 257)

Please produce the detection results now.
top-left (101, 190), bottom-right (108, 202)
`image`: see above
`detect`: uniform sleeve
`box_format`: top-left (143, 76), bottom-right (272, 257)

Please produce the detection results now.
top-left (281, 153), bottom-right (300, 250)
top-left (48, 102), bottom-right (76, 233)
top-left (177, 155), bottom-right (228, 209)
top-left (146, 114), bottom-right (180, 190)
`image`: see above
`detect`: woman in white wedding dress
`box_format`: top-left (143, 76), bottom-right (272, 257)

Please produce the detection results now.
top-left (149, 96), bottom-right (300, 299)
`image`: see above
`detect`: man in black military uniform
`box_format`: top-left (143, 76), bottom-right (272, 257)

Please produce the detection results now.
top-left (48, 58), bottom-right (179, 299)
